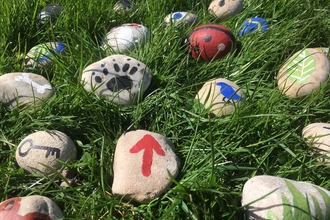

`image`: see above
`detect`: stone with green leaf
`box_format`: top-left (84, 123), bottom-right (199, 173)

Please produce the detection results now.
top-left (242, 175), bottom-right (330, 220)
top-left (277, 48), bottom-right (330, 98)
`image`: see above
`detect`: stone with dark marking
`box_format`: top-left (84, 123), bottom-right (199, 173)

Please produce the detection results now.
top-left (0, 72), bottom-right (54, 107)
top-left (81, 54), bottom-right (152, 105)
top-left (164, 12), bottom-right (198, 29)
top-left (208, 0), bottom-right (243, 21)
top-left (0, 195), bottom-right (63, 219)
top-left (204, 34), bottom-right (212, 42)
top-left (15, 130), bottom-right (77, 176)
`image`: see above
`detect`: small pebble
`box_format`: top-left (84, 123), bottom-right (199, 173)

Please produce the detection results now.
top-left (15, 130), bottom-right (77, 176)
top-left (195, 78), bottom-right (244, 116)
top-left (37, 3), bottom-right (62, 25)
top-left (0, 72), bottom-right (54, 107)
top-left (81, 54), bottom-right (152, 105)
top-left (112, 130), bottom-right (180, 203)
top-left (242, 175), bottom-right (330, 219)
top-left (0, 195), bottom-right (63, 219)
top-left (277, 48), bottom-right (330, 98)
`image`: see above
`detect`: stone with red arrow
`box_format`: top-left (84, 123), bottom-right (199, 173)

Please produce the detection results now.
top-left (112, 130), bottom-right (180, 203)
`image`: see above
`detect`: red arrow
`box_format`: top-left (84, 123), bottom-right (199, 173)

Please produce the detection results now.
top-left (129, 134), bottom-right (165, 177)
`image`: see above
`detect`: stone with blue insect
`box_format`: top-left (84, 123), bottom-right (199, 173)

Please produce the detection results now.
top-left (303, 123), bottom-right (330, 165)
top-left (242, 175), bottom-right (330, 219)
top-left (277, 48), bottom-right (330, 98)
top-left (208, 0), bottom-right (244, 21)
top-left (37, 4), bottom-right (62, 26)
top-left (24, 42), bottom-right (65, 69)
top-left (15, 130), bottom-right (77, 176)
top-left (238, 17), bottom-right (269, 37)
top-left (164, 12), bottom-right (198, 29)
top-left (0, 72), bottom-right (54, 107)
top-left (195, 78), bottom-right (244, 117)
top-left (81, 54), bottom-right (152, 105)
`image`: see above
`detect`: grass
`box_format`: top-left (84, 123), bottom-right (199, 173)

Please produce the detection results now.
top-left (0, 0), bottom-right (330, 219)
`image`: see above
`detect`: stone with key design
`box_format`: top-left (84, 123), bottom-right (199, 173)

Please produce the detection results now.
top-left (15, 130), bottom-right (77, 175)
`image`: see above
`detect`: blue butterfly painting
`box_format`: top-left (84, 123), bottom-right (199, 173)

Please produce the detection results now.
top-left (216, 82), bottom-right (244, 102)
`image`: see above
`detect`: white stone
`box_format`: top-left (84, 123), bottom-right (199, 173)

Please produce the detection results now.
top-left (195, 78), bottom-right (244, 117)
top-left (208, 0), bottom-right (244, 21)
top-left (242, 175), bottom-right (330, 220)
top-left (0, 195), bottom-right (63, 219)
top-left (112, 130), bottom-right (180, 203)
top-left (277, 48), bottom-right (330, 98)
top-left (302, 122), bottom-right (330, 164)
top-left (164, 12), bottom-right (198, 29)
top-left (81, 54), bottom-right (152, 105)
top-left (15, 130), bottom-right (77, 175)
top-left (102, 23), bottom-right (149, 53)
top-left (0, 72), bottom-right (54, 107)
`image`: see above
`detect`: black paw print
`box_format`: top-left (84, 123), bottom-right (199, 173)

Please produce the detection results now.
top-left (92, 58), bottom-right (140, 92)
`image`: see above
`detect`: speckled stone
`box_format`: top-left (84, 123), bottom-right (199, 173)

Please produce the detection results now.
top-left (112, 130), bottom-right (181, 203)
top-left (15, 130), bottom-right (77, 175)
top-left (277, 48), bottom-right (330, 98)
top-left (0, 195), bottom-right (63, 219)
top-left (102, 23), bottom-right (149, 53)
top-left (81, 54), bottom-right (152, 105)
top-left (208, 0), bottom-right (244, 21)
top-left (24, 42), bottom-right (65, 69)
top-left (0, 72), bottom-right (54, 107)
top-left (195, 78), bottom-right (244, 116)
top-left (303, 122), bottom-right (330, 164)
top-left (242, 175), bottom-right (330, 220)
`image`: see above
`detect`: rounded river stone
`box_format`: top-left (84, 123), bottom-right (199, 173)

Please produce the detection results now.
top-left (102, 23), bottom-right (150, 53)
top-left (208, 0), bottom-right (244, 21)
top-left (15, 130), bottom-right (77, 175)
top-left (195, 78), bottom-right (244, 117)
top-left (302, 122), bottom-right (330, 164)
top-left (112, 130), bottom-right (181, 203)
top-left (0, 72), bottom-right (54, 107)
top-left (242, 175), bottom-right (330, 220)
top-left (0, 195), bottom-right (63, 219)
top-left (277, 48), bottom-right (330, 98)
top-left (24, 42), bottom-right (65, 69)
top-left (164, 12), bottom-right (198, 29)
top-left (81, 54), bottom-right (152, 105)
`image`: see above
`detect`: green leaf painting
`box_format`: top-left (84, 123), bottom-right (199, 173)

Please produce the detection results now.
top-left (287, 49), bottom-right (316, 84)
top-left (266, 180), bottom-right (330, 220)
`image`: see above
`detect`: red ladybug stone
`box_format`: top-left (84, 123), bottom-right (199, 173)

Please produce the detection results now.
top-left (188, 24), bottom-right (236, 61)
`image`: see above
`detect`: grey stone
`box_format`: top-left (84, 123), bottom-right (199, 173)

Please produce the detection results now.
top-left (15, 130), bottom-right (77, 176)
top-left (112, 130), bottom-right (180, 203)
top-left (0, 195), bottom-right (63, 219)
top-left (81, 54), bottom-right (152, 105)
top-left (208, 0), bottom-right (244, 21)
top-left (195, 78), bottom-right (244, 117)
top-left (102, 23), bottom-right (149, 53)
top-left (0, 72), bottom-right (54, 107)
top-left (164, 12), bottom-right (198, 29)
top-left (277, 48), bottom-right (330, 98)
top-left (303, 122), bottom-right (330, 164)
top-left (242, 175), bottom-right (330, 220)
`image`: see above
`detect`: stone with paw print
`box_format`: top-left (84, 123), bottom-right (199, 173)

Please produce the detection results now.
top-left (81, 55), bottom-right (152, 105)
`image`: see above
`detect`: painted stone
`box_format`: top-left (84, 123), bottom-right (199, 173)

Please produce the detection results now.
top-left (277, 48), bottom-right (330, 98)
top-left (208, 0), bottom-right (243, 21)
top-left (302, 123), bottom-right (330, 164)
top-left (195, 78), bottom-right (244, 117)
top-left (37, 4), bottom-right (62, 25)
top-left (112, 130), bottom-right (181, 203)
top-left (188, 24), bottom-right (236, 61)
top-left (0, 72), bottom-right (54, 107)
top-left (81, 54), bottom-right (152, 105)
top-left (113, 0), bottom-right (135, 13)
top-left (164, 12), bottom-right (198, 29)
top-left (315, 47), bottom-right (329, 55)
top-left (0, 195), bottom-right (63, 220)
top-left (238, 17), bottom-right (269, 37)
top-left (102, 23), bottom-right (150, 53)
top-left (242, 175), bottom-right (330, 220)
top-left (15, 130), bottom-right (77, 175)
top-left (24, 42), bottom-right (65, 69)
